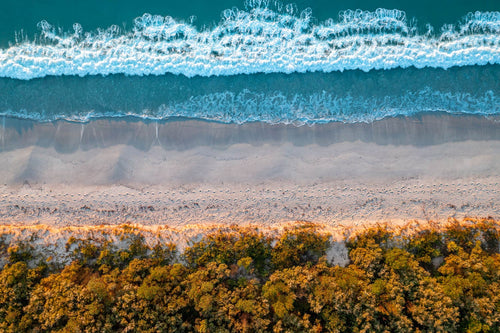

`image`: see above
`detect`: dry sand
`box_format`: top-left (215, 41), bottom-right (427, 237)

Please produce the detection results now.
top-left (0, 114), bottom-right (499, 228)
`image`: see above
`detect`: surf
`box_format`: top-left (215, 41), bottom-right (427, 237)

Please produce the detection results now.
top-left (0, 3), bottom-right (499, 80)
top-left (1, 65), bottom-right (498, 124)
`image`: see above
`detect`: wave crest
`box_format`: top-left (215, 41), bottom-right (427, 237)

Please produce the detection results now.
top-left (2, 88), bottom-right (498, 124)
top-left (0, 4), bottom-right (499, 80)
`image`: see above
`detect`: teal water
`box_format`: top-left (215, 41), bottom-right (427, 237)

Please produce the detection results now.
top-left (1, 0), bottom-right (498, 46)
top-left (0, 0), bottom-right (498, 124)
top-left (1, 66), bottom-right (498, 123)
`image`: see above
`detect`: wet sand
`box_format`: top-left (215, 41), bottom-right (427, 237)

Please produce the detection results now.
top-left (0, 114), bottom-right (499, 227)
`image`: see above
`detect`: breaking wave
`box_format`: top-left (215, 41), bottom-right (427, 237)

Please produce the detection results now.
top-left (0, 2), bottom-right (499, 80)
top-left (3, 88), bottom-right (497, 124)
top-left (1, 65), bottom-right (498, 124)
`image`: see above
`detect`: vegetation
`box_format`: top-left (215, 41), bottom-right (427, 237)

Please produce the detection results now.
top-left (0, 219), bottom-right (499, 332)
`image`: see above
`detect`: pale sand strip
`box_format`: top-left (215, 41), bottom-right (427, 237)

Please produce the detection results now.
top-left (0, 222), bottom-right (352, 266)
top-left (0, 115), bottom-right (498, 227)
top-left (0, 219), bottom-right (497, 267)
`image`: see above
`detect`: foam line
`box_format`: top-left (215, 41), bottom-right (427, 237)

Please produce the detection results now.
top-left (0, 5), bottom-right (499, 80)
top-left (0, 65), bottom-right (498, 124)
top-left (2, 88), bottom-right (497, 124)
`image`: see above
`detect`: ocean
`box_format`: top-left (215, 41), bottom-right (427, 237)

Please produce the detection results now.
top-left (0, 0), bottom-right (499, 124)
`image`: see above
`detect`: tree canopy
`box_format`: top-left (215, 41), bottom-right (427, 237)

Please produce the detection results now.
top-left (0, 218), bottom-right (498, 332)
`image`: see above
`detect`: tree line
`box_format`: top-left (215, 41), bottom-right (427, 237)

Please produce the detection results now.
top-left (0, 219), bottom-right (498, 332)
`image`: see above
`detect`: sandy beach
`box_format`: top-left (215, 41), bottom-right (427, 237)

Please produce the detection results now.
top-left (0, 114), bottom-right (498, 228)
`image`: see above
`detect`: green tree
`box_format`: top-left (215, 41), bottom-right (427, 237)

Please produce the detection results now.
top-left (310, 265), bottom-right (368, 333)
top-left (24, 262), bottom-right (89, 331)
top-left (0, 262), bottom-right (45, 332)
top-left (405, 229), bottom-right (444, 273)
top-left (272, 224), bottom-right (330, 270)
top-left (263, 265), bottom-right (322, 332)
top-left (115, 262), bottom-right (192, 332)
top-left (185, 262), bottom-right (270, 332)
top-left (184, 227), bottom-right (272, 276)
top-left (439, 241), bottom-right (500, 332)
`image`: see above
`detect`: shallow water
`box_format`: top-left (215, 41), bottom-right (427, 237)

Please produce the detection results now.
top-left (0, 0), bottom-right (498, 124)
top-left (0, 65), bottom-right (498, 124)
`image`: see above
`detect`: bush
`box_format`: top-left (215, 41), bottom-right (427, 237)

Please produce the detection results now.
top-left (271, 223), bottom-right (330, 270)
top-left (0, 219), bottom-right (498, 332)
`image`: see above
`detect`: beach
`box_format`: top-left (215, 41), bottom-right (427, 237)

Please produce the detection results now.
top-left (1, 114), bottom-right (499, 228)
top-left (1, 1), bottom-right (500, 330)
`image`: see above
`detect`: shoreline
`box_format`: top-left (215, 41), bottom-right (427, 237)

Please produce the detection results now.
top-left (1, 113), bottom-right (500, 152)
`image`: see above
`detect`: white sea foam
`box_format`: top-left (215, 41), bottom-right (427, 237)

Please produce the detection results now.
top-left (2, 88), bottom-right (497, 124)
top-left (0, 5), bottom-right (499, 80)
